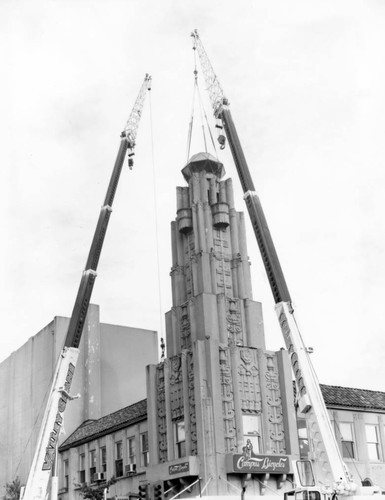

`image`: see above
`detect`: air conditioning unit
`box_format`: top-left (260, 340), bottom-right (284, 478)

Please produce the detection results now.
top-left (93, 472), bottom-right (105, 482)
top-left (125, 463), bottom-right (137, 475)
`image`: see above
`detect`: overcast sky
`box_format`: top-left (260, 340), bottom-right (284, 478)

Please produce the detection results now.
top-left (1, 0), bottom-right (384, 392)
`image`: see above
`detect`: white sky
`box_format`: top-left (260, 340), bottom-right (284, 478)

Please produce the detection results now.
top-left (1, 0), bottom-right (384, 391)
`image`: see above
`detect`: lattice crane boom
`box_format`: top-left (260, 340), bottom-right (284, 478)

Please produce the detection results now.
top-left (191, 30), bottom-right (226, 118)
top-left (123, 73), bottom-right (152, 150)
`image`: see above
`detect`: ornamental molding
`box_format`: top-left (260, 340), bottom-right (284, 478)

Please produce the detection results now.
top-left (264, 353), bottom-right (285, 454)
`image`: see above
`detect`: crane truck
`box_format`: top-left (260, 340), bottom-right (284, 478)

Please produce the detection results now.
top-left (20, 74), bottom-right (152, 500)
top-left (191, 30), bottom-right (380, 498)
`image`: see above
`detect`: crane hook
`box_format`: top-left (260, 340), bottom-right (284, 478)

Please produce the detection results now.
top-left (218, 134), bottom-right (226, 150)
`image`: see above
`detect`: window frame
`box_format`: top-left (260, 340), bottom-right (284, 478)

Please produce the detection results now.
top-left (115, 441), bottom-right (124, 477)
top-left (140, 432), bottom-right (149, 467)
top-left (297, 418), bottom-right (310, 459)
top-left (89, 449), bottom-right (97, 481)
top-left (79, 453), bottom-right (86, 484)
top-left (339, 422), bottom-right (356, 460)
top-left (63, 458), bottom-right (69, 491)
top-left (365, 424), bottom-right (380, 461)
top-left (100, 446), bottom-right (107, 473)
top-left (242, 413), bottom-right (262, 454)
top-left (174, 420), bottom-right (186, 459)
top-left (127, 436), bottom-right (136, 465)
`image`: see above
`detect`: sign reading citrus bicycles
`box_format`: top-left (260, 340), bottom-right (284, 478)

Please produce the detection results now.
top-left (228, 453), bottom-right (290, 474)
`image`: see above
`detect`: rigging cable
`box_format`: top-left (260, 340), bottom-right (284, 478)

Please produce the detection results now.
top-left (186, 44), bottom-right (219, 161)
top-left (196, 80), bottom-right (218, 158)
top-left (196, 78), bottom-right (208, 153)
top-left (185, 69), bottom-right (197, 162)
top-left (148, 86), bottom-right (165, 346)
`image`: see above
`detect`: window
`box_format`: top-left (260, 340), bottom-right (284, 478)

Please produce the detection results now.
top-left (174, 421), bottom-right (186, 458)
top-left (100, 446), bottom-right (107, 473)
top-left (128, 436), bottom-right (136, 464)
top-left (79, 453), bottom-right (86, 484)
top-left (297, 418), bottom-right (309, 458)
top-left (339, 422), bottom-right (355, 459)
top-left (63, 459), bottom-right (69, 490)
top-left (296, 460), bottom-right (315, 487)
top-left (242, 414), bottom-right (261, 454)
top-left (140, 432), bottom-right (149, 466)
top-left (115, 441), bottom-right (123, 477)
top-left (365, 424), bottom-right (380, 460)
top-left (89, 450), bottom-right (96, 481)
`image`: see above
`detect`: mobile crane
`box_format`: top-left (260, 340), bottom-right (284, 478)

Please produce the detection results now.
top-left (21, 74), bottom-right (151, 500)
top-left (191, 30), bottom-right (379, 498)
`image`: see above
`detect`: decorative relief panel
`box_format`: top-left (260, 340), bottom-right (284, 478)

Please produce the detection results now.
top-left (170, 355), bottom-right (183, 420)
top-left (237, 348), bottom-right (261, 412)
top-left (264, 353), bottom-right (285, 454)
top-left (184, 234), bottom-right (195, 299)
top-left (187, 350), bottom-right (197, 455)
top-left (216, 260), bottom-right (232, 295)
top-left (226, 299), bottom-right (243, 345)
top-left (219, 347), bottom-right (237, 452)
top-left (156, 363), bottom-right (167, 462)
top-left (179, 304), bottom-right (191, 350)
top-left (213, 229), bottom-right (233, 297)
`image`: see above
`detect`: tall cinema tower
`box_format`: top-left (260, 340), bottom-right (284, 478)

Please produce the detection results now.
top-left (147, 153), bottom-right (299, 496)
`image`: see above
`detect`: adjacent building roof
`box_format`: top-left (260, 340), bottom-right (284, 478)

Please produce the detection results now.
top-left (59, 399), bottom-right (147, 451)
top-left (320, 384), bottom-right (385, 412)
top-left (59, 384), bottom-right (385, 451)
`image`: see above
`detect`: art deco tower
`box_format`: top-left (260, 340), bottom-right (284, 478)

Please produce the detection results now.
top-left (147, 153), bottom-right (299, 496)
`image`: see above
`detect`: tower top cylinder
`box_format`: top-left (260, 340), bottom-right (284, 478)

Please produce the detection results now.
top-left (181, 152), bottom-right (225, 183)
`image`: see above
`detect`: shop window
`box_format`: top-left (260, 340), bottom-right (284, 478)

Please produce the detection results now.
top-left (297, 418), bottom-right (309, 458)
top-left (115, 441), bottom-right (123, 477)
top-left (128, 436), bottom-right (136, 464)
top-left (365, 424), bottom-right (380, 461)
top-left (89, 450), bottom-right (96, 480)
top-left (339, 422), bottom-right (356, 459)
top-left (174, 420), bottom-right (186, 458)
top-left (79, 453), bottom-right (86, 484)
top-left (140, 432), bottom-right (149, 467)
top-left (100, 446), bottom-right (107, 473)
top-left (242, 414), bottom-right (261, 454)
top-left (63, 459), bottom-right (69, 490)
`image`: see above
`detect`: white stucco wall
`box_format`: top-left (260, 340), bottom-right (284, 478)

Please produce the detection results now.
top-left (0, 304), bottom-right (158, 489)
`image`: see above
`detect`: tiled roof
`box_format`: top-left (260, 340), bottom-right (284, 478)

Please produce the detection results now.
top-left (59, 399), bottom-right (147, 451)
top-left (320, 384), bottom-right (385, 411)
top-left (59, 384), bottom-right (385, 451)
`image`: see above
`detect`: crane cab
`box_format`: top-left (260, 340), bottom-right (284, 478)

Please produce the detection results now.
top-left (286, 459), bottom-right (333, 500)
